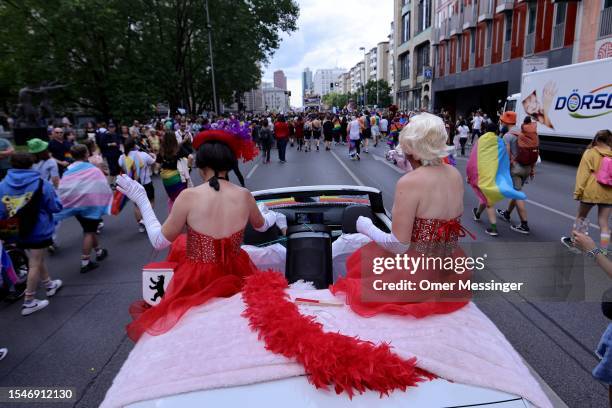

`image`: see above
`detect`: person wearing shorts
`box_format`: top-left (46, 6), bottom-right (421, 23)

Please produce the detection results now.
top-left (55, 145), bottom-right (111, 273)
top-left (0, 153), bottom-right (63, 316)
top-left (303, 119), bottom-right (312, 152)
top-left (311, 115), bottom-right (322, 151)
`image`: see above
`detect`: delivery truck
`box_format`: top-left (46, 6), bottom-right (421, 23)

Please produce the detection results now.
top-left (505, 58), bottom-right (612, 155)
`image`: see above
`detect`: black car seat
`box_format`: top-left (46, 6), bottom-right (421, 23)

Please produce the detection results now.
top-left (285, 224), bottom-right (333, 289)
top-left (341, 205), bottom-right (374, 233)
top-left (243, 223), bottom-right (281, 246)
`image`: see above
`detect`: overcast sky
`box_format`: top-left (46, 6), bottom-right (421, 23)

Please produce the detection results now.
top-left (262, 0), bottom-right (393, 107)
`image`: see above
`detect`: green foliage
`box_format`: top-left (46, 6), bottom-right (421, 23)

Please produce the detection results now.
top-left (364, 79), bottom-right (392, 107)
top-left (0, 0), bottom-right (298, 122)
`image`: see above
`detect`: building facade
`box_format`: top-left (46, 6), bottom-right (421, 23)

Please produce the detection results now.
top-left (313, 68), bottom-right (346, 97)
top-left (388, 22), bottom-right (396, 100)
top-left (301, 68), bottom-right (314, 104)
top-left (576, 0), bottom-right (612, 62)
top-left (263, 86), bottom-right (290, 112)
top-left (243, 84), bottom-right (265, 113)
top-left (430, 0), bottom-right (598, 120)
top-left (273, 70), bottom-right (287, 91)
top-left (393, 0), bottom-right (434, 111)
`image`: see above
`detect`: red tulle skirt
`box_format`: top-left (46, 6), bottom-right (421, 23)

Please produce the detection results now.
top-left (330, 243), bottom-right (470, 318)
top-left (127, 234), bottom-right (258, 342)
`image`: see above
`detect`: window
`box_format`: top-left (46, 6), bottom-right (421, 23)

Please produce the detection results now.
top-left (402, 12), bottom-right (411, 43)
top-left (416, 43), bottom-right (430, 76)
top-left (470, 29), bottom-right (476, 52)
top-left (555, 2), bottom-right (567, 25)
top-left (505, 13), bottom-right (512, 42)
top-left (400, 52), bottom-right (410, 80)
top-left (417, 0), bottom-right (432, 33)
top-left (486, 21), bottom-right (492, 48)
top-left (527, 3), bottom-right (537, 35)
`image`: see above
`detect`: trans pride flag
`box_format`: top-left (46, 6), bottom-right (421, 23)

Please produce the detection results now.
top-left (466, 132), bottom-right (526, 206)
top-left (55, 161), bottom-right (113, 221)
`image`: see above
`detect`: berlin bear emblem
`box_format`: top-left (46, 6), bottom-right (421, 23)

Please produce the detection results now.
top-left (149, 275), bottom-right (165, 302)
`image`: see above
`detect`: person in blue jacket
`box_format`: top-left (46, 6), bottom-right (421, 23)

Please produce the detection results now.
top-left (0, 152), bottom-right (63, 316)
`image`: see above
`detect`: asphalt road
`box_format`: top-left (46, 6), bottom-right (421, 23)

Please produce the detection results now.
top-left (0, 141), bottom-right (608, 408)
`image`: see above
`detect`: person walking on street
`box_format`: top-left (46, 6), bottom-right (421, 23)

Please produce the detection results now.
top-left (348, 115), bottom-right (361, 161)
top-left (99, 123), bottom-right (123, 186)
top-left (29, 138), bottom-right (60, 189)
top-left (562, 129), bottom-right (612, 252)
top-left (456, 120), bottom-right (469, 156)
top-left (48, 127), bottom-right (73, 176)
top-left (323, 115), bottom-right (333, 151)
top-left (294, 116), bottom-right (304, 151)
top-left (340, 115), bottom-right (348, 145)
top-left (467, 121), bottom-right (526, 236)
top-left (361, 111), bottom-right (372, 153)
top-left (55, 145), bottom-right (111, 273)
top-left (311, 115), bottom-right (322, 151)
top-left (303, 117), bottom-right (312, 152)
top-left (496, 114), bottom-right (539, 234)
top-left (470, 111), bottom-right (483, 145)
top-left (274, 116), bottom-right (290, 163)
top-left (379, 114), bottom-right (389, 141)
top-left (259, 121), bottom-right (274, 164)
top-left (119, 138), bottom-right (156, 232)
top-left (0, 153), bottom-right (63, 315)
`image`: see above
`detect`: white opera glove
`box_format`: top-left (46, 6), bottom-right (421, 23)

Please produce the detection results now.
top-left (275, 211), bottom-right (288, 234)
top-left (116, 175), bottom-right (171, 250)
top-left (356, 216), bottom-right (409, 254)
top-left (254, 203), bottom-right (278, 232)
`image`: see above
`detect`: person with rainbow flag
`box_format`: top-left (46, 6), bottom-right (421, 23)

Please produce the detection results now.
top-left (466, 121), bottom-right (527, 236)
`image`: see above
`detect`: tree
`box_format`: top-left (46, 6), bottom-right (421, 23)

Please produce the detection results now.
top-left (322, 92), bottom-right (349, 109)
top-left (364, 79), bottom-right (392, 107)
top-left (0, 0), bottom-right (298, 122)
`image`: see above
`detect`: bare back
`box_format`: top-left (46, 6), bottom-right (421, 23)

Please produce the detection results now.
top-left (392, 164), bottom-right (464, 243)
top-left (162, 180), bottom-right (260, 241)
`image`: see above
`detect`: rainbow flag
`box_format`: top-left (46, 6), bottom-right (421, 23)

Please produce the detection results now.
top-left (466, 132), bottom-right (526, 206)
top-left (161, 169), bottom-right (187, 202)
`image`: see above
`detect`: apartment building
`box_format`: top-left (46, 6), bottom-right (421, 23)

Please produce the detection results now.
top-left (302, 68), bottom-right (314, 103)
top-left (430, 0), bottom-right (590, 118)
top-left (393, 0), bottom-right (434, 111)
top-left (388, 22), bottom-right (396, 100)
top-left (313, 68), bottom-right (346, 97)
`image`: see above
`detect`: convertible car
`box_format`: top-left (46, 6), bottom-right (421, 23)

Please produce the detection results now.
top-left (102, 186), bottom-right (551, 408)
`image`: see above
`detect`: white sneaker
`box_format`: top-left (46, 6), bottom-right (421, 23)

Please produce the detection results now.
top-left (45, 279), bottom-right (63, 297)
top-left (21, 299), bottom-right (49, 316)
top-left (138, 222), bottom-right (146, 233)
top-left (0, 348), bottom-right (7, 361)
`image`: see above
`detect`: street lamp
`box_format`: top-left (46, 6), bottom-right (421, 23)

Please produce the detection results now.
top-left (359, 46), bottom-right (367, 108)
top-left (205, 0), bottom-right (218, 115)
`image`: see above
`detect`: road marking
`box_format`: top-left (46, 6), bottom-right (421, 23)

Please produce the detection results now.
top-left (372, 153), bottom-right (404, 174)
top-left (246, 164), bottom-right (259, 179)
top-left (330, 150), bottom-right (364, 186)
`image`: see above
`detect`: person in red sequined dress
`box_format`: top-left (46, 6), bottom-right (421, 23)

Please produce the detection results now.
top-left (332, 112), bottom-right (473, 317)
top-left (116, 123), bottom-right (285, 342)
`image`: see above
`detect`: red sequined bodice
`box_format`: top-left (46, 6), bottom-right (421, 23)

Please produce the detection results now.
top-left (410, 217), bottom-right (473, 253)
top-left (186, 227), bottom-right (244, 263)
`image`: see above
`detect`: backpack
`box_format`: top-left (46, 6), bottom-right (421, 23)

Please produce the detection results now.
top-left (510, 129), bottom-right (539, 166)
top-left (0, 179), bottom-right (44, 241)
top-left (596, 156), bottom-right (612, 187)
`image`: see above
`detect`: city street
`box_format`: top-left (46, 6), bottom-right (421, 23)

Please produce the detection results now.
top-left (0, 143), bottom-right (607, 407)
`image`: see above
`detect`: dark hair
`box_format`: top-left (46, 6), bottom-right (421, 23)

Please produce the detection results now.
top-left (523, 116), bottom-right (532, 124)
top-left (124, 137), bottom-right (137, 152)
top-left (485, 121), bottom-right (498, 133)
top-left (592, 129), bottom-right (612, 148)
top-left (195, 141), bottom-right (244, 190)
top-left (10, 152), bottom-right (34, 169)
top-left (160, 130), bottom-right (179, 158)
top-left (71, 144), bottom-right (89, 161)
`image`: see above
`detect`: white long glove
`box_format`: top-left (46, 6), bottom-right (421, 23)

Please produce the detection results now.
top-left (356, 216), bottom-right (409, 254)
top-left (116, 175), bottom-right (171, 250)
top-left (255, 203), bottom-right (283, 232)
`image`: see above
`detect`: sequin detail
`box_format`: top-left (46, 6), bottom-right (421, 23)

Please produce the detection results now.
top-left (186, 227), bottom-right (244, 263)
top-left (410, 217), bottom-right (464, 254)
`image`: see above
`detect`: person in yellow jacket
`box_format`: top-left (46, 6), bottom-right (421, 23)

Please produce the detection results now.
top-left (562, 129), bottom-right (612, 251)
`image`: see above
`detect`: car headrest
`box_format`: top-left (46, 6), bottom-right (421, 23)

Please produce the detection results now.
top-left (243, 223), bottom-right (281, 246)
top-left (341, 205), bottom-right (374, 234)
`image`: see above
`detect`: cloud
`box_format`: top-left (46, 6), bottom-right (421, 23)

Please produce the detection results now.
top-left (263, 0), bottom-right (393, 107)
